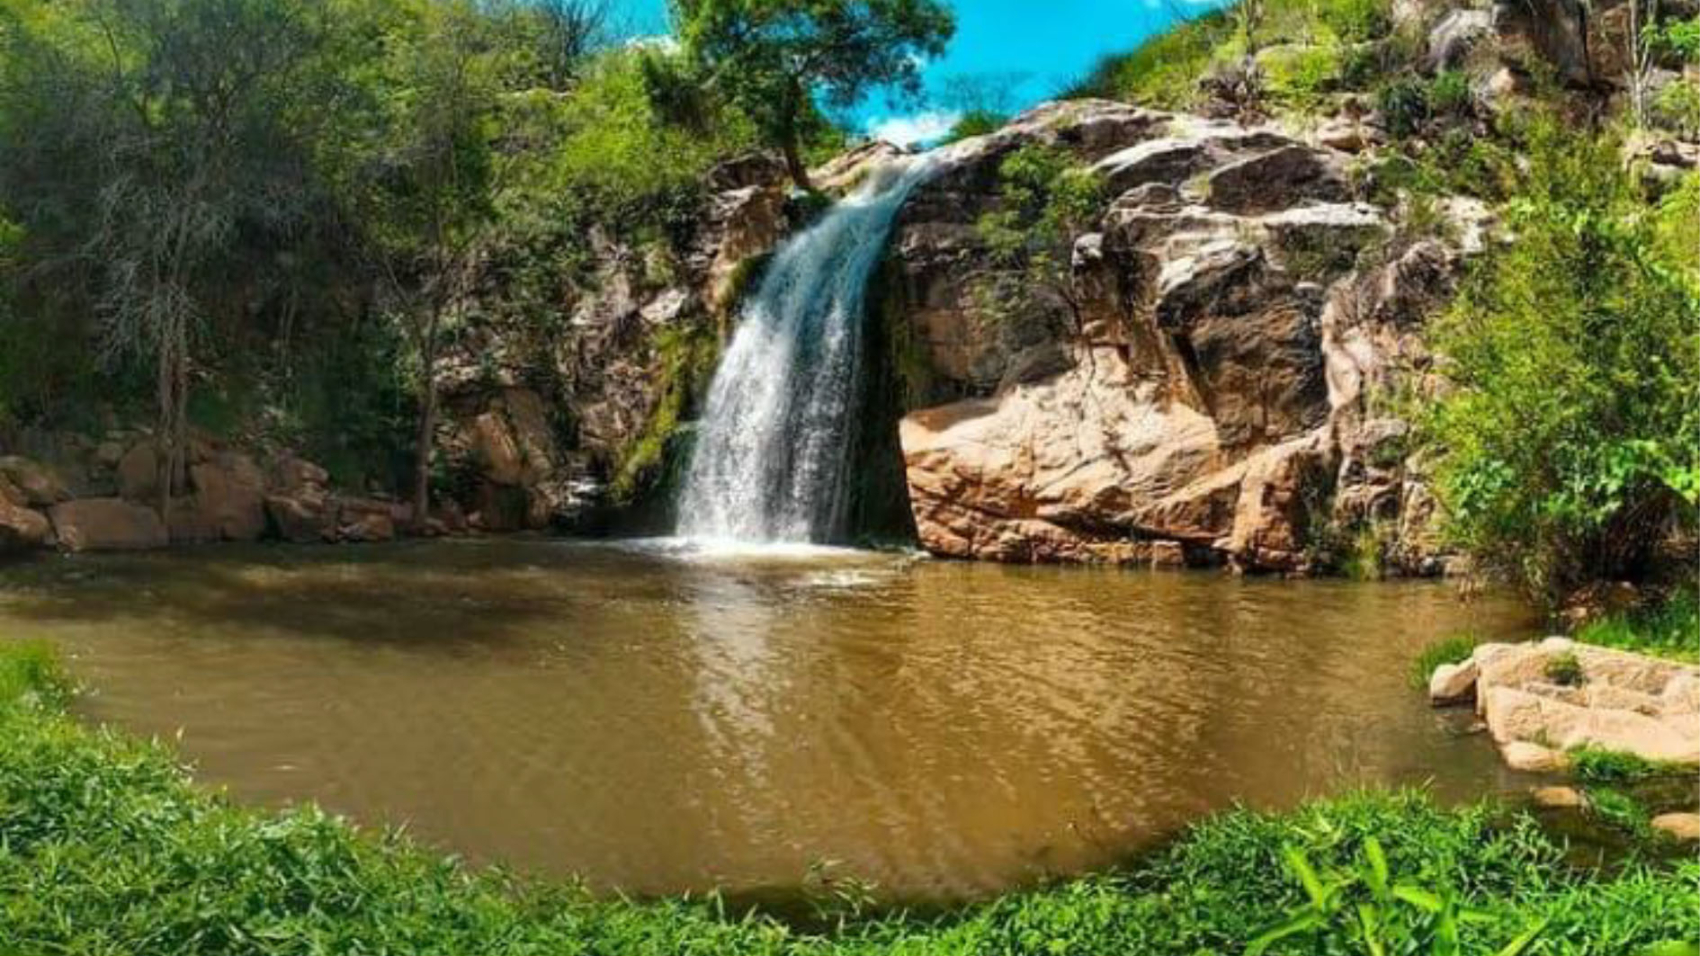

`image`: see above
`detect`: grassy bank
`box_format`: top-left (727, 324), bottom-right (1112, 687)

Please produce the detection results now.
top-left (1, 643), bottom-right (1696, 954)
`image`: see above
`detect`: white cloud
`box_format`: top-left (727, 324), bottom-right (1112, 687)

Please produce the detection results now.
top-left (866, 110), bottom-right (962, 147)
top-left (624, 34), bottom-right (680, 54)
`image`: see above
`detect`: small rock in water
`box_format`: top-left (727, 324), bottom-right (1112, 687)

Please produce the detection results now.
top-left (1428, 660), bottom-right (1479, 704)
top-left (1501, 741), bottom-right (1568, 772)
top-left (1651, 812), bottom-right (1700, 842)
top-left (1531, 786), bottom-right (1586, 809)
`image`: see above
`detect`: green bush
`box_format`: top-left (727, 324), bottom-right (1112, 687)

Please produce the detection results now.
top-left (1569, 746), bottom-right (1687, 785)
top-left (1422, 123), bottom-right (1700, 605)
top-left (1377, 78), bottom-right (1430, 136)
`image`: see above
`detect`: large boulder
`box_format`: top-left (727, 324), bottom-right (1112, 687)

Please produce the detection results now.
top-left (0, 498), bottom-right (52, 553)
top-left (49, 498), bottom-right (168, 552)
top-left (0, 456), bottom-right (71, 507)
top-left (171, 453), bottom-right (268, 543)
top-left (894, 106), bottom-right (1422, 570)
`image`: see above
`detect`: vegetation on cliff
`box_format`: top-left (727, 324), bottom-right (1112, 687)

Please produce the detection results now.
top-left (1, 640), bottom-right (1695, 955)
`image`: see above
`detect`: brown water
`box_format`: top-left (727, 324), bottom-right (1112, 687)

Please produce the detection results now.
top-left (0, 539), bottom-right (1541, 902)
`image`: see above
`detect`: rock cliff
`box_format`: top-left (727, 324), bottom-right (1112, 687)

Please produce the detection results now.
top-left (887, 101), bottom-right (1468, 572)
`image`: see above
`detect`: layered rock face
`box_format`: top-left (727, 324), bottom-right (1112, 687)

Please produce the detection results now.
top-left (892, 102), bottom-right (1464, 571)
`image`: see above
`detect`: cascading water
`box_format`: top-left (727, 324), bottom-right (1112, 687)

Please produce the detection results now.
top-left (677, 154), bottom-right (939, 544)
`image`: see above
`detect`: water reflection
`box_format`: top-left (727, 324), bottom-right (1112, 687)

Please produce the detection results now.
top-left (0, 540), bottom-right (1540, 901)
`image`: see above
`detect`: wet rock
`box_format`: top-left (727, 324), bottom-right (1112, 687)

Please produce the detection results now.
top-left (1651, 812), bottom-right (1700, 842)
top-left (1429, 658), bottom-right (1480, 704)
top-left (49, 498), bottom-right (168, 552)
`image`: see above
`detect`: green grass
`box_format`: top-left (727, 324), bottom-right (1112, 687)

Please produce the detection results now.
top-left (1545, 651), bottom-right (1587, 687)
top-left (1576, 591), bottom-right (1700, 663)
top-left (1410, 633), bottom-right (1478, 689)
top-left (1, 641), bottom-right (1696, 955)
top-left (1569, 746), bottom-right (1691, 785)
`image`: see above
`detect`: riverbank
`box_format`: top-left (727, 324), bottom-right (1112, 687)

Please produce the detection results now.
top-left (2, 641), bottom-right (1693, 955)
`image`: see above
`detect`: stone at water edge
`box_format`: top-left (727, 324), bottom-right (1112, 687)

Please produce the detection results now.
top-left (1531, 786), bottom-right (1587, 809)
top-left (1500, 741), bottom-right (1569, 773)
top-left (1428, 659), bottom-right (1479, 704)
top-left (1651, 813), bottom-right (1700, 842)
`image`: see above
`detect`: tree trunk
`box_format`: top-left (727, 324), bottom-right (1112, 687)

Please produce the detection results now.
top-left (782, 130), bottom-right (811, 191)
top-left (411, 306), bottom-right (442, 530)
top-left (780, 81), bottom-right (811, 191)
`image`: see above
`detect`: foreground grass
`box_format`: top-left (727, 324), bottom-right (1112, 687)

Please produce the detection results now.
top-left (1, 642), bottom-right (1696, 955)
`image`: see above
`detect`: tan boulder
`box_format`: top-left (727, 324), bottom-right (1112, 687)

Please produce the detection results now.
top-left (265, 494), bottom-right (335, 544)
top-left (161, 453), bottom-right (269, 544)
top-left (900, 348), bottom-right (1226, 563)
top-left (1429, 659), bottom-right (1479, 704)
top-left (0, 498), bottom-right (52, 553)
top-left (1500, 741), bottom-right (1568, 772)
top-left (1651, 813), bottom-right (1700, 842)
top-left (49, 498), bottom-right (168, 552)
top-left (1531, 786), bottom-right (1587, 809)
top-left (0, 456), bottom-right (71, 507)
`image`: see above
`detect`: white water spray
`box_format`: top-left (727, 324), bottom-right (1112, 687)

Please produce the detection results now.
top-left (677, 155), bottom-right (940, 544)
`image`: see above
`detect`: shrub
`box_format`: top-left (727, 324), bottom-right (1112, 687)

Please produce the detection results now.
top-left (1377, 78), bottom-right (1429, 136)
top-left (1428, 69), bottom-right (1473, 117)
top-left (1544, 651), bottom-right (1587, 687)
top-left (1421, 122), bottom-right (1700, 606)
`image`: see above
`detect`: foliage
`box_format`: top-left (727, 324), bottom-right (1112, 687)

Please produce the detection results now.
top-left (610, 324), bottom-right (719, 504)
top-left (1575, 589), bottom-right (1700, 662)
top-left (1244, 838), bottom-right (1545, 956)
top-left (972, 145), bottom-right (1103, 334)
top-left (1064, 0), bottom-right (1395, 109)
top-left (1568, 746), bottom-right (1689, 785)
top-left (1421, 123), bottom-right (1700, 606)
top-left (1410, 634), bottom-right (1479, 690)
top-left (1583, 787), bottom-right (1655, 841)
top-left (1, 642), bottom-right (1696, 955)
top-left (671, 0), bottom-right (954, 185)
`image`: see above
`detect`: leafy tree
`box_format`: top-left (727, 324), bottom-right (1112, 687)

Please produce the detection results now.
top-left (671, 0), bottom-right (955, 187)
top-left (1423, 122), bottom-right (1700, 605)
top-left (0, 0), bottom-right (320, 518)
top-left (326, 0), bottom-right (502, 522)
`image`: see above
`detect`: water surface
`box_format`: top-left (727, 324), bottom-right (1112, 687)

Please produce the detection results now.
top-left (0, 540), bottom-right (1539, 901)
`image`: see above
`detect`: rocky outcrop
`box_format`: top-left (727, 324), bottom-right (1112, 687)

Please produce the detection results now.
top-left (1430, 637), bottom-right (1700, 770)
top-left (893, 102), bottom-right (1451, 571)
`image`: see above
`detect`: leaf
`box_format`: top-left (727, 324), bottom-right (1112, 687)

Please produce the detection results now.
top-left (1356, 903), bottom-right (1387, 956)
top-left (1362, 837), bottom-right (1389, 898)
top-left (1282, 845), bottom-right (1328, 908)
top-left (1244, 911), bottom-right (1324, 956)
top-left (1495, 918), bottom-right (1549, 956)
top-left (1393, 884), bottom-right (1444, 913)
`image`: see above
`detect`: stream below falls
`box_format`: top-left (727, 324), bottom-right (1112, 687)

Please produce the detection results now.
top-left (0, 539), bottom-right (1544, 902)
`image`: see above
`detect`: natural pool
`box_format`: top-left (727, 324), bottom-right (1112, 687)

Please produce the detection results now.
top-left (0, 539), bottom-right (1542, 902)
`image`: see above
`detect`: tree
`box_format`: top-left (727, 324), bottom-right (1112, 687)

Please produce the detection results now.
top-left (1, 0), bottom-right (319, 522)
top-left (935, 70), bottom-right (1028, 142)
top-left (671, 0), bottom-right (954, 188)
top-left (332, 0), bottom-right (501, 524)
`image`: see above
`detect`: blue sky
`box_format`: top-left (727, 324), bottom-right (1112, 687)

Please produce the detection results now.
top-left (608, 1), bottom-right (1214, 144)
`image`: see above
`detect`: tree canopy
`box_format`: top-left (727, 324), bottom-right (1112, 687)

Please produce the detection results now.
top-left (671, 0), bottom-right (955, 186)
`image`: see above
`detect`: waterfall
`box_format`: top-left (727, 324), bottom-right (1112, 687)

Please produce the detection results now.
top-left (678, 155), bottom-right (938, 544)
